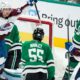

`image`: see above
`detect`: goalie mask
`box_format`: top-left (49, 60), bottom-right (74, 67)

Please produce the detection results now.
top-left (33, 28), bottom-right (44, 42)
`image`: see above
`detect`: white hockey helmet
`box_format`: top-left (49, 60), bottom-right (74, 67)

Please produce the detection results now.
top-left (0, 2), bottom-right (11, 10)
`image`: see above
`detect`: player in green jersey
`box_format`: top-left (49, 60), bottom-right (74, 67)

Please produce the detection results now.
top-left (63, 21), bottom-right (80, 80)
top-left (21, 28), bottom-right (55, 80)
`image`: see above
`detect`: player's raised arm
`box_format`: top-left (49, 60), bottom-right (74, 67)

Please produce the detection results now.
top-left (0, 0), bottom-right (38, 17)
top-left (11, 0), bottom-right (38, 16)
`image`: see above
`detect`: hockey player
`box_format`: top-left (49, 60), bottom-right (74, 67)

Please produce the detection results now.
top-left (0, 22), bottom-right (14, 80)
top-left (0, 0), bottom-right (37, 80)
top-left (0, 1), bottom-right (29, 80)
top-left (62, 21), bottom-right (80, 80)
top-left (0, 0), bottom-right (38, 19)
top-left (21, 28), bottom-right (55, 80)
top-left (0, 24), bottom-right (21, 80)
top-left (0, 1), bottom-right (29, 18)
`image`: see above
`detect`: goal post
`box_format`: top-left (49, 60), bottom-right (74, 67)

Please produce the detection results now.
top-left (17, 15), bottom-right (53, 47)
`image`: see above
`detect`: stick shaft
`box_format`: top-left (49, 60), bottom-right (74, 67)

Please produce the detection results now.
top-left (34, 2), bottom-right (41, 24)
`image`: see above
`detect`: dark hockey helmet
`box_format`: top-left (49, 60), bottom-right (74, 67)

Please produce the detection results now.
top-left (33, 28), bottom-right (44, 42)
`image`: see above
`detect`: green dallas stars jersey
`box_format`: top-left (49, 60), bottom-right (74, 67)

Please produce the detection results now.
top-left (5, 24), bottom-right (21, 51)
top-left (72, 20), bottom-right (80, 49)
top-left (21, 40), bottom-right (55, 80)
top-left (4, 24), bottom-right (22, 69)
top-left (63, 21), bottom-right (80, 80)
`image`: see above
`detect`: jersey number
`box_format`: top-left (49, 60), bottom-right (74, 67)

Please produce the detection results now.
top-left (28, 48), bottom-right (44, 62)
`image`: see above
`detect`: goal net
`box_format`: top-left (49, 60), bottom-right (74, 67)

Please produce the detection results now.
top-left (17, 15), bottom-right (53, 47)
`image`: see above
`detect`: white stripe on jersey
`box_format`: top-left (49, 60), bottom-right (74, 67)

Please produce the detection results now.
top-left (22, 68), bottom-right (47, 75)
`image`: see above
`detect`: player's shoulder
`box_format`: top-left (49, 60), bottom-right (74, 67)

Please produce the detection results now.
top-left (22, 40), bottom-right (33, 45)
top-left (41, 42), bottom-right (51, 48)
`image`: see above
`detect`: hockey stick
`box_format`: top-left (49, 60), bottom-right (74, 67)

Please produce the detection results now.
top-left (33, 1), bottom-right (42, 25)
top-left (66, 19), bottom-right (70, 42)
top-left (65, 18), bottom-right (71, 80)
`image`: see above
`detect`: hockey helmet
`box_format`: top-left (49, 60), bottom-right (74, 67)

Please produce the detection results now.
top-left (33, 28), bottom-right (44, 41)
top-left (0, 2), bottom-right (11, 10)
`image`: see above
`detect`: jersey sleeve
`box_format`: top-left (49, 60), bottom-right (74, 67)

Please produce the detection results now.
top-left (46, 46), bottom-right (55, 80)
top-left (0, 3), bottom-right (29, 17)
top-left (11, 8), bottom-right (22, 16)
top-left (10, 3), bottom-right (29, 16)
top-left (5, 24), bottom-right (21, 51)
top-left (10, 24), bottom-right (21, 50)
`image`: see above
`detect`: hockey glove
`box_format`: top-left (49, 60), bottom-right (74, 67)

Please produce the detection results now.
top-left (27, 0), bottom-right (38, 6)
top-left (65, 42), bottom-right (80, 56)
top-left (71, 48), bottom-right (80, 56)
top-left (65, 42), bottom-right (75, 56)
top-left (30, 0), bottom-right (37, 3)
top-left (65, 42), bottom-right (72, 51)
